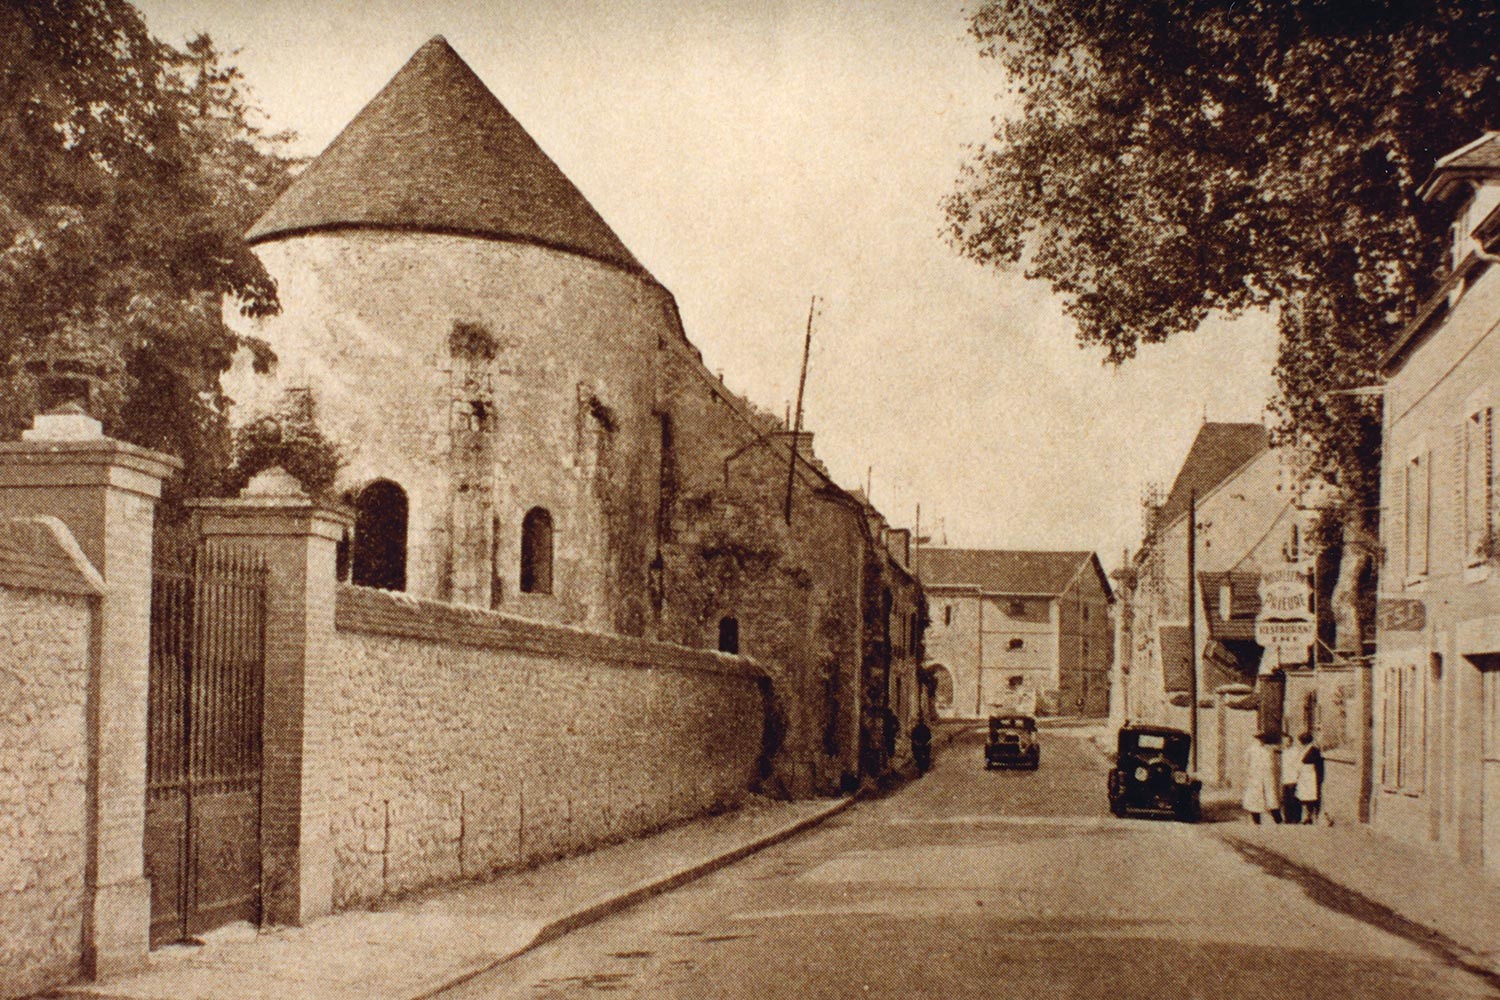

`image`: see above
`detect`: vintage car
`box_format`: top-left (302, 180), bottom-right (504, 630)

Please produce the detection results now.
top-left (985, 714), bottom-right (1040, 770)
top-left (1107, 725), bottom-right (1201, 821)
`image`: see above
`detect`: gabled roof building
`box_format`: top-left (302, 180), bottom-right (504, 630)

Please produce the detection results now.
top-left (917, 548), bottom-right (1112, 718)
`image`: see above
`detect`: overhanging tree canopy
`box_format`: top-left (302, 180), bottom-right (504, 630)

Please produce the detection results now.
top-left (946, 0), bottom-right (1500, 534)
top-left (0, 0), bottom-right (297, 496)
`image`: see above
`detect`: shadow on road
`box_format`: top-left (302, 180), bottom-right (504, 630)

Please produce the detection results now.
top-left (1227, 840), bottom-right (1500, 993)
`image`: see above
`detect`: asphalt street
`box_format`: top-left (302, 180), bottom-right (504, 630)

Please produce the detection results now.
top-left (440, 726), bottom-right (1497, 999)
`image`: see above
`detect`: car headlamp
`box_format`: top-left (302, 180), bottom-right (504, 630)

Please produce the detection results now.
top-left (1174, 771), bottom-right (1190, 785)
top-left (1134, 767), bottom-right (1148, 781)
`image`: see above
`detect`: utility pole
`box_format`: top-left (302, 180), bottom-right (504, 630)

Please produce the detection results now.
top-left (1187, 488), bottom-right (1199, 771)
top-left (783, 296), bottom-right (816, 525)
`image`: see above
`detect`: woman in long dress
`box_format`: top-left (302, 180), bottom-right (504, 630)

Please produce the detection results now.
top-left (1242, 733), bottom-right (1282, 824)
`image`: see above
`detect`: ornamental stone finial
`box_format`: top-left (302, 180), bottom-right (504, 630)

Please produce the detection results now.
top-left (243, 466), bottom-right (308, 499)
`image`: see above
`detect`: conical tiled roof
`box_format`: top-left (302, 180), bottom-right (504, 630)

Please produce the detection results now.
top-left (247, 37), bottom-right (648, 277)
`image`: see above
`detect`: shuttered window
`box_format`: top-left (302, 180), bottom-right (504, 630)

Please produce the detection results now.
top-left (1405, 452), bottom-right (1430, 579)
top-left (1465, 407), bottom-right (1494, 568)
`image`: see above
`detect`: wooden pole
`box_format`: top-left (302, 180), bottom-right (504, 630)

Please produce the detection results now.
top-left (783, 296), bottom-right (816, 525)
top-left (1187, 488), bottom-right (1199, 770)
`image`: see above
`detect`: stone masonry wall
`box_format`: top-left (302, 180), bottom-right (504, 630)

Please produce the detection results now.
top-left (325, 585), bottom-right (763, 910)
top-left (654, 340), bottom-right (867, 796)
top-left (0, 585), bottom-right (92, 999)
top-left (225, 231), bottom-right (670, 634)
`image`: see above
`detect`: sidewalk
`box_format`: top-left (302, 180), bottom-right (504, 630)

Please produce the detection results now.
top-left (1214, 819), bottom-right (1500, 979)
top-left (57, 796), bottom-right (855, 1000)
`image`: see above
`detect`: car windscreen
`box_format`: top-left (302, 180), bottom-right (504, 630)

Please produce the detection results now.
top-left (1119, 730), bottom-right (1190, 765)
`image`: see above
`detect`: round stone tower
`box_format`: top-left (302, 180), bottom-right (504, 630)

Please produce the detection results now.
top-left (224, 37), bottom-right (675, 634)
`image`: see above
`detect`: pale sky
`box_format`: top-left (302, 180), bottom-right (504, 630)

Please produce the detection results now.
top-left (136, 0), bottom-right (1280, 573)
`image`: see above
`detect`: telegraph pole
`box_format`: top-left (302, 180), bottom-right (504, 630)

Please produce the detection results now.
top-left (1187, 488), bottom-right (1199, 771)
top-left (783, 296), bottom-right (816, 525)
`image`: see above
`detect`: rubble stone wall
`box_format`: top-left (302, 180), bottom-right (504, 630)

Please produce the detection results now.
top-left (0, 585), bottom-right (92, 999)
top-left (225, 231), bottom-right (671, 634)
top-left (325, 585), bottom-right (763, 910)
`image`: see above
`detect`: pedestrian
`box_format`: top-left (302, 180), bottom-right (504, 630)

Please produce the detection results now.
top-left (1296, 731), bottom-right (1323, 825)
top-left (1241, 732), bottom-right (1282, 824)
top-left (1280, 733), bottom-right (1304, 825)
top-left (911, 718), bottom-right (932, 773)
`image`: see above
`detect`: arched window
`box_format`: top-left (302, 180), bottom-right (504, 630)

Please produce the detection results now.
top-left (351, 480), bottom-right (407, 591)
top-left (489, 514), bottom-right (503, 610)
top-left (520, 507), bottom-right (553, 594)
top-left (930, 665), bottom-right (954, 713)
top-left (718, 616), bottom-right (739, 654)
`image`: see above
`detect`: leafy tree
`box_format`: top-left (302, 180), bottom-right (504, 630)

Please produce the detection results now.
top-left (0, 0), bottom-right (297, 500)
top-left (947, 0), bottom-right (1500, 648)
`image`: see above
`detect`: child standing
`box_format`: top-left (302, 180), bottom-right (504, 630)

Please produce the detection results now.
top-left (1296, 731), bottom-right (1324, 825)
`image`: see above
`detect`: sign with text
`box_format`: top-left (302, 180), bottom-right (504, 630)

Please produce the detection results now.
top-left (1257, 566), bottom-right (1313, 617)
top-left (1256, 565), bottom-right (1313, 668)
top-left (1376, 598), bottom-right (1427, 633)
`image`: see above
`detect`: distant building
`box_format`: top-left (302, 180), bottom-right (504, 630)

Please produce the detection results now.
top-left (916, 549), bottom-right (1112, 718)
top-left (1373, 132), bottom-right (1500, 871)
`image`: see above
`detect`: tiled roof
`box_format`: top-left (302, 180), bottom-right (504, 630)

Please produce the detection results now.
top-left (915, 548), bottom-right (1098, 597)
top-left (1159, 625), bottom-right (1193, 693)
top-left (0, 517), bottom-right (102, 597)
top-left (1419, 132), bottom-right (1500, 201)
top-left (247, 37), bottom-right (649, 278)
top-left (1156, 423), bottom-right (1269, 531)
top-left (1198, 571), bottom-right (1262, 642)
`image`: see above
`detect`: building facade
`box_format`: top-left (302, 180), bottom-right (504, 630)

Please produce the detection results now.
top-left (917, 549), bottom-right (1112, 718)
top-left (1373, 132), bottom-right (1500, 870)
top-left (1114, 422), bottom-right (1331, 788)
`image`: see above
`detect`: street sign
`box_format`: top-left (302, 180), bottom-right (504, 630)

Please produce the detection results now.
top-left (1258, 565), bottom-right (1313, 617)
top-left (1377, 598), bottom-right (1426, 633)
top-left (1254, 618), bottom-right (1316, 650)
top-left (1256, 564), bottom-right (1313, 668)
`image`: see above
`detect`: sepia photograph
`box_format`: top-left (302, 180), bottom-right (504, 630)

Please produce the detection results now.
top-left (0, 1), bottom-right (1496, 997)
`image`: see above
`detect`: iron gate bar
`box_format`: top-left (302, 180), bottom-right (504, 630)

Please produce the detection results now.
top-left (145, 545), bottom-right (267, 946)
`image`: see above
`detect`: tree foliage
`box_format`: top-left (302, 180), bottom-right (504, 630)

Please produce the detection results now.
top-left (0, 0), bottom-right (297, 497)
top-left (946, 0), bottom-right (1500, 529)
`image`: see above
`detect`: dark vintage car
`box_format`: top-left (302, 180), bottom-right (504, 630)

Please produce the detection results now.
top-left (1107, 725), bottom-right (1200, 821)
top-left (985, 714), bottom-right (1039, 770)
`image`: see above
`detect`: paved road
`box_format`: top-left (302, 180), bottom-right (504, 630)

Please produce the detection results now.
top-left (442, 726), bottom-right (1497, 999)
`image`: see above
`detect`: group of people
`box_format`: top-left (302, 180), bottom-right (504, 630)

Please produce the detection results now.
top-left (1242, 730), bottom-right (1324, 825)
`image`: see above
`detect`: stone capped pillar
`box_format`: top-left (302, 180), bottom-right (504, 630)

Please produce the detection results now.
top-left (190, 467), bottom-right (351, 925)
top-left (0, 409), bottom-right (180, 977)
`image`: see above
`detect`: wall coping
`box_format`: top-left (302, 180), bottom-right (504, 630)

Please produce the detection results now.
top-left (0, 516), bottom-right (104, 597)
top-left (335, 584), bottom-right (765, 680)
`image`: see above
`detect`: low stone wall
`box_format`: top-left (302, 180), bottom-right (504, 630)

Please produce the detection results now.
top-left (326, 585), bottom-right (765, 909)
top-left (0, 529), bottom-right (98, 999)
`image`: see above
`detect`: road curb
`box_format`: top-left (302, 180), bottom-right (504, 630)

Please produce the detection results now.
top-left (407, 794), bottom-right (862, 1000)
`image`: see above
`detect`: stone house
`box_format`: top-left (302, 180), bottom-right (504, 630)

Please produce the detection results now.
top-left (1372, 132), bottom-right (1500, 871)
top-left (222, 36), bottom-right (922, 797)
top-left (916, 548), bottom-right (1112, 718)
top-left (1114, 422), bottom-right (1328, 786)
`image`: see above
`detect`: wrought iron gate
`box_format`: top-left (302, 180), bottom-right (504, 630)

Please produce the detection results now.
top-left (145, 546), bottom-right (267, 947)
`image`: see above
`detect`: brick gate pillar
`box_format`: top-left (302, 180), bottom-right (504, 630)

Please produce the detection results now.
top-left (190, 467), bottom-right (351, 926)
top-left (0, 409), bottom-right (180, 977)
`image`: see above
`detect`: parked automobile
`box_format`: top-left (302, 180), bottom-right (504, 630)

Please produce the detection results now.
top-left (985, 714), bottom-right (1039, 770)
top-left (1107, 725), bottom-right (1200, 822)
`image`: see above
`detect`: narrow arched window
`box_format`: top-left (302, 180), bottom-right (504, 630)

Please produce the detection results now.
top-left (489, 514), bottom-right (503, 609)
top-left (520, 507), bottom-right (553, 594)
top-left (351, 480), bottom-right (408, 591)
top-left (718, 616), bottom-right (739, 654)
